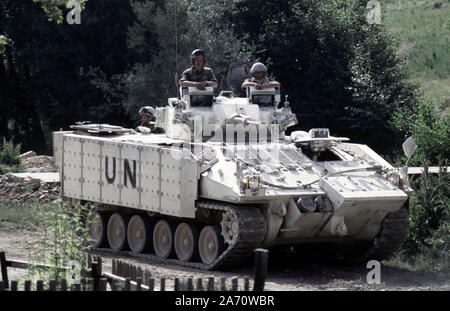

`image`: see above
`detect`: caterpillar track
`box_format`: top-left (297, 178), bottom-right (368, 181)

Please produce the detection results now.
top-left (90, 200), bottom-right (267, 270)
top-left (335, 204), bottom-right (410, 264)
top-left (366, 205), bottom-right (410, 261)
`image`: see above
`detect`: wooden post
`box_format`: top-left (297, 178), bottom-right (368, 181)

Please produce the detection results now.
top-left (231, 277), bottom-right (238, 291)
top-left (110, 280), bottom-right (117, 291)
top-left (174, 278), bottom-right (181, 291)
top-left (136, 277), bottom-right (142, 291)
top-left (244, 277), bottom-right (250, 291)
top-left (253, 248), bottom-right (268, 291)
top-left (24, 280), bottom-right (31, 291)
top-left (99, 278), bottom-right (107, 291)
top-left (10, 280), bottom-right (18, 291)
top-left (0, 252), bottom-right (9, 289)
top-left (138, 267), bottom-right (143, 283)
top-left (49, 280), bottom-right (56, 291)
top-left (112, 259), bottom-right (116, 275)
top-left (208, 277), bottom-right (215, 291)
top-left (36, 280), bottom-right (44, 291)
top-left (81, 278), bottom-right (87, 292)
top-left (117, 261), bottom-right (122, 276)
top-left (145, 271), bottom-right (151, 286)
top-left (124, 278), bottom-right (131, 291)
top-left (148, 278), bottom-right (155, 291)
top-left (121, 261), bottom-right (125, 277)
top-left (87, 278), bottom-right (94, 291)
top-left (187, 278), bottom-right (194, 291)
top-left (220, 277), bottom-right (226, 291)
top-left (60, 279), bottom-right (67, 291)
top-left (127, 263), bottom-right (131, 278)
top-left (160, 278), bottom-right (166, 291)
top-left (91, 261), bottom-right (101, 290)
top-left (196, 278), bottom-right (203, 291)
top-left (97, 257), bottom-right (103, 275)
top-left (0, 281), bottom-right (4, 291)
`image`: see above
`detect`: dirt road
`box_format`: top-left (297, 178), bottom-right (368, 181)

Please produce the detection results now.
top-left (1, 221), bottom-right (448, 291)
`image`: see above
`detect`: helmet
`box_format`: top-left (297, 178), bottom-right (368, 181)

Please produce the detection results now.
top-left (250, 62), bottom-right (267, 74)
top-left (190, 49), bottom-right (206, 64)
top-left (139, 106), bottom-right (155, 117)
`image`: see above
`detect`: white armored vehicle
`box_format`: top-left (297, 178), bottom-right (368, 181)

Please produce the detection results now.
top-left (53, 64), bottom-right (412, 269)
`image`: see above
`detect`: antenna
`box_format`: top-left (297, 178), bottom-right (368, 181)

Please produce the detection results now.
top-left (174, 0), bottom-right (178, 94)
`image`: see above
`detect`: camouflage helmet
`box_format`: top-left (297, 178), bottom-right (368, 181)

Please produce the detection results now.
top-left (190, 49), bottom-right (206, 64)
top-left (250, 62), bottom-right (268, 74)
top-left (139, 106), bottom-right (155, 117)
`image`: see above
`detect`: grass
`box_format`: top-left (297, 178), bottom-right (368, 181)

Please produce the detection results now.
top-left (0, 200), bottom-right (45, 227)
top-left (383, 0), bottom-right (450, 111)
top-left (384, 252), bottom-right (450, 275)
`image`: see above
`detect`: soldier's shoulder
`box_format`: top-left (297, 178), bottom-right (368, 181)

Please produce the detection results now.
top-left (182, 67), bottom-right (193, 74)
top-left (204, 66), bottom-right (214, 72)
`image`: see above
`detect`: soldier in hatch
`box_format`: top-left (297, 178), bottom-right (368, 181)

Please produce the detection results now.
top-left (179, 49), bottom-right (218, 90)
top-left (241, 62), bottom-right (280, 90)
top-left (138, 106), bottom-right (164, 133)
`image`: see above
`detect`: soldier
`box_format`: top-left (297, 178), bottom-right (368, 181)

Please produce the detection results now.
top-left (241, 62), bottom-right (280, 90)
top-left (179, 49), bottom-right (218, 90)
top-left (138, 106), bottom-right (164, 133)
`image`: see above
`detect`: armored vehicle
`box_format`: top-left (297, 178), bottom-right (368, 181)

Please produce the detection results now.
top-left (53, 64), bottom-right (412, 269)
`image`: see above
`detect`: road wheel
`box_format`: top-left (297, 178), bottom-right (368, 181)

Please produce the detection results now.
top-left (199, 226), bottom-right (224, 265)
top-left (174, 223), bottom-right (199, 262)
top-left (127, 215), bottom-right (152, 254)
top-left (107, 213), bottom-right (130, 252)
top-left (88, 211), bottom-right (110, 248)
top-left (153, 220), bottom-right (175, 259)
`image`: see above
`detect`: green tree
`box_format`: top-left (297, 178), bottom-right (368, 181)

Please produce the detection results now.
top-left (0, 0), bottom-right (137, 153)
top-left (33, 0), bottom-right (88, 24)
top-left (230, 0), bottom-right (418, 155)
top-left (122, 0), bottom-right (257, 122)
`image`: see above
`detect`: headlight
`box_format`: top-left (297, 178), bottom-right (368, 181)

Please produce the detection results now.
top-left (386, 170), bottom-right (408, 188)
top-left (248, 176), bottom-right (260, 189)
top-left (241, 175), bottom-right (261, 191)
top-left (387, 172), bottom-right (401, 186)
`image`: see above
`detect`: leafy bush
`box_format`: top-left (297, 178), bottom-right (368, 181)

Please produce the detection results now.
top-left (0, 138), bottom-right (21, 166)
top-left (400, 158), bottom-right (450, 271)
top-left (0, 138), bottom-right (24, 174)
top-left (392, 101), bottom-right (449, 165)
top-left (26, 200), bottom-right (94, 283)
